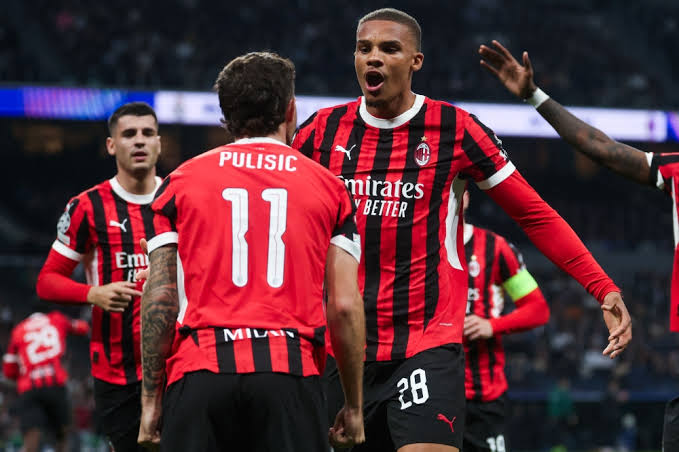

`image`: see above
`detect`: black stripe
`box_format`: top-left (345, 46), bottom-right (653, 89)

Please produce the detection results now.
top-left (487, 336), bottom-right (497, 381)
top-left (75, 211), bottom-right (90, 254)
top-left (319, 106), bottom-right (348, 169)
top-left (483, 231), bottom-right (497, 383)
top-left (498, 247), bottom-right (512, 282)
top-left (391, 103), bottom-right (428, 360)
top-left (154, 176), bottom-right (171, 201)
top-left (214, 328), bottom-right (237, 373)
top-left (363, 129), bottom-right (393, 361)
top-left (251, 331), bottom-right (273, 373)
top-left (113, 193), bottom-right (138, 384)
top-left (313, 326), bottom-right (326, 346)
top-left (161, 195), bottom-right (178, 229)
top-left (286, 328), bottom-right (303, 375)
top-left (299, 129), bottom-right (316, 158)
top-left (140, 204), bottom-right (156, 239)
top-left (88, 189), bottom-right (112, 363)
top-left (424, 105), bottom-right (456, 329)
top-left (298, 111), bottom-right (318, 130)
top-left (465, 232), bottom-right (476, 315)
top-left (468, 340), bottom-right (483, 402)
top-left (461, 116), bottom-right (498, 180)
top-left (340, 104), bottom-right (367, 178)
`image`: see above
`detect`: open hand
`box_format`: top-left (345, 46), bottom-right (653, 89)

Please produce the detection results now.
top-left (479, 40), bottom-right (537, 100)
top-left (601, 292), bottom-right (632, 358)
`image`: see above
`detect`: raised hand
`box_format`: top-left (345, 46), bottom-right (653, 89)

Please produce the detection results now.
top-left (601, 292), bottom-right (632, 358)
top-left (479, 40), bottom-right (537, 100)
top-left (86, 281), bottom-right (143, 312)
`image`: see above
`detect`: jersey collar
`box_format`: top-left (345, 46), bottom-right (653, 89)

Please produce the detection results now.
top-left (232, 137), bottom-right (290, 147)
top-left (463, 223), bottom-right (474, 245)
top-left (109, 176), bottom-right (162, 205)
top-left (359, 94), bottom-right (425, 129)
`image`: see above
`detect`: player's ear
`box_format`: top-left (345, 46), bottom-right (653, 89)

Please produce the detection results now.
top-left (285, 97), bottom-right (296, 125)
top-left (105, 137), bottom-right (116, 157)
top-left (412, 52), bottom-right (424, 72)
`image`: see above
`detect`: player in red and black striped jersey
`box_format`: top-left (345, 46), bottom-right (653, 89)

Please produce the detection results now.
top-left (36, 102), bottom-right (162, 452)
top-left (478, 38), bottom-right (676, 452)
top-left (293, 8), bottom-right (630, 452)
top-left (3, 310), bottom-right (89, 452)
top-left (138, 53), bottom-right (365, 452)
top-left (462, 191), bottom-right (549, 452)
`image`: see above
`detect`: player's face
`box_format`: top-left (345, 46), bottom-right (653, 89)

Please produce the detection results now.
top-left (355, 20), bottom-right (423, 114)
top-left (107, 115), bottom-right (161, 176)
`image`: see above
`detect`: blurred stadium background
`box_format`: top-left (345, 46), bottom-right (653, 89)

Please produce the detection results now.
top-left (1, 0), bottom-right (678, 450)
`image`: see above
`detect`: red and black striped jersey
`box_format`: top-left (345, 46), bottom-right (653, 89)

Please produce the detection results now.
top-left (2, 312), bottom-right (89, 393)
top-left (463, 224), bottom-right (548, 401)
top-left (51, 176), bottom-right (162, 385)
top-left (147, 138), bottom-right (360, 385)
top-left (647, 152), bottom-right (679, 332)
top-left (292, 95), bottom-right (516, 361)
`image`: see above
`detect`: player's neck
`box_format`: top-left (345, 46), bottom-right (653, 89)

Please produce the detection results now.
top-left (239, 124), bottom-right (289, 146)
top-left (365, 90), bottom-right (416, 119)
top-left (115, 169), bottom-right (157, 195)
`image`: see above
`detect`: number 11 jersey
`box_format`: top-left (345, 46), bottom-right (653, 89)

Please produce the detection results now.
top-left (147, 137), bottom-right (360, 387)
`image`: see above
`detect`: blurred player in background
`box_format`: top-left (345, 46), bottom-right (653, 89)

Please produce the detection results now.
top-left (137, 52), bottom-right (365, 451)
top-left (35, 101), bottom-right (162, 451)
top-left (292, 8), bottom-right (630, 451)
top-left (2, 309), bottom-right (89, 452)
top-left (478, 38), bottom-right (679, 452)
top-left (462, 191), bottom-right (549, 452)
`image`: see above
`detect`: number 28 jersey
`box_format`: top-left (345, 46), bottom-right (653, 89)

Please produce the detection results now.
top-left (148, 137), bottom-right (360, 386)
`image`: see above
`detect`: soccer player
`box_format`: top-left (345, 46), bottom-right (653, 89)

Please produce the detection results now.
top-left (137, 52), bottom-right (365, 452)
top-left (477, 38), bottom-right (677, 452)
top-left (461, 191), bottom-right (550, 452)
top-left (3, 309), bottom-right (89, 452)
top-left (292, 8), bottom-right (631, 452)
top-left (35, 102), bottom-right (162, 452)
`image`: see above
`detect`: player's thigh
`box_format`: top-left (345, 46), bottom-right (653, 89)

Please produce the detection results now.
top-left (664, 395), bottom-right (679, 452)
top-left (17, 390), bottom-right (48, 435)
top-left (43, 386), bottom-right (71, 439)
top-left (93, 378), bottom-right (143, 452)
top-left (387, 344), bottom-right (466, 450)
top-left (240, 373), bottom-right (328, 452)
top-left (463, 396), bottom-right (508, 452)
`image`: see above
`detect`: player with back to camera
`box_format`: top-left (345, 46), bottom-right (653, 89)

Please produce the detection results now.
top-left (478, 38), bottom-right (679, 452)
top-left (136, 51), bottom-right (365, 452)
top-left (292, 8), bottom-right (631, 452)
top-left (36, 102), bottom-right (162, 452)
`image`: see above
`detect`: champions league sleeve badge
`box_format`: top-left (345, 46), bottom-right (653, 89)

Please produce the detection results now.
top-left (57, 203), bottom-right (72, 245)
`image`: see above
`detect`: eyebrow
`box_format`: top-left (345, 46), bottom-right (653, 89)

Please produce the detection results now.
top-left (356, 39), bottom-right (402, 46)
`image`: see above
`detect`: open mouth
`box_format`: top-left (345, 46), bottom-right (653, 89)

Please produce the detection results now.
top-left (365, 71), bottom-right (385, 93)
top-left (132, 151), bottom-right (147, 161)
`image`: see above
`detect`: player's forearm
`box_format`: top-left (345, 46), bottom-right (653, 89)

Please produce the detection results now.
top-left (37, 250), bottom-right (90, 303)
top-left (535, 96), bottom-right (650, 184)
top-left (489, 289), bottom-right (549, 334)
top-left (327, 291), bottom-right (365, 410)
top-left (141, 245), bottom-right (178, 401)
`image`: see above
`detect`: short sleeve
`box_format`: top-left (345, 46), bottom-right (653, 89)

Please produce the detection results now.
top-left (647, 152), bottom-right (679, 194)
top-left (52, 196), bottom-right (91, 262)
top-left (147, 176), bottom-right (179, 253)
top-left (291, 112), bottom-right (318, 158)
top-left (460, 114), bottom-right (516, 190)
top-left (329, 184), bottom-right (361, 263)
top-left (495, 238), bottom-right (538, 301)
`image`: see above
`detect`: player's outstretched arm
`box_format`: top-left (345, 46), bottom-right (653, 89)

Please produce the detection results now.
top-left (479, 40), bottom-right (651, 185)
top-left (138, 244), bottom-right (178, 450)
top-left (325, 244), bottom-right (366, 449)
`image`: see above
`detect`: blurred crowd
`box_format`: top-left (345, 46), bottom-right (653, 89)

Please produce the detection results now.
top-left (1, 0), bottom-right (678, 108)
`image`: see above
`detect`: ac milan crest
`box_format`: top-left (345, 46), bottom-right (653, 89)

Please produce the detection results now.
top-left (468, 256), bottom-right (480, 277)
top-left (415, 140), bottom-right (431, 166)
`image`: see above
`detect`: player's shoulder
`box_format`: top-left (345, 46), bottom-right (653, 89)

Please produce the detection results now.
top-left (68, 179), bottom-right (112, 204)
top-left (311, 98), bottom-right (361, 125)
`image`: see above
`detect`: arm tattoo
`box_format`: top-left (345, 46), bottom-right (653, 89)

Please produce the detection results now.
top-left (141, 245), bottom-right (178, 398)
top-left (538, 99), bottom-right (651, 185)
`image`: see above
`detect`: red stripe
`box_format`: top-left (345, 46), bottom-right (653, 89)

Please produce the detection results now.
top-left (233, 336), bottom-right (255, 373)
top-left (268, 332), bottom-right (289, 374)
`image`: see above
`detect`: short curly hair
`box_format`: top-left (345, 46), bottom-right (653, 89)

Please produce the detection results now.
top-left (358, 8), bottom-right (422, 51)
top-left (214, 52), bottom-right (296, 138)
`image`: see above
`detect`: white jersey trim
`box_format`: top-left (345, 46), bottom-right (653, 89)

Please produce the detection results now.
top-left (147, 232), bottom-right (179, 254)
top-left (445, 177), bottom-right (466, 270)
top-left (476, 162), bottom-right (516, 190)
top-left (52, 240), bottom-right (83, 262)
top-left (672, 183), bottom-right (679, 249)
top-left (109, 176), bottom-right (162, 205)
top-left (232, 137), bottom-right (290, 148)
top-left (646, 152), bottom-right (665, 190)
top-left (3, 354), bottom-right (18, 363)
top-left (463, 223), bottom-right (474, 245)
top-left (176, 253), bottom-right (188, 324)
top-left (359, 94), bottom-right (425, 129)
top-left (330, 234), bottom-right (362, 263)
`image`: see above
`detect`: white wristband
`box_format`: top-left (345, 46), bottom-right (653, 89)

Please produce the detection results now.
top-left (525, 88), bottom-right (550, 108)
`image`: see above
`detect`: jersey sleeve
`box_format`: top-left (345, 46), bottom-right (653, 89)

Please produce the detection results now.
top-left (329, 184), bottom-right (361, 263)
top-left (291, 112), bottom-right (319, 158)
top-left (494, 238), bottom-right (538, 301)
top-left (647, 152), bottom-right (679, 194)
top-left (52, 196), bottom-right (91, 262)
top-left (459, 114), bottom-right (516, 190)
top-left (147, 176), bottom-right (179, 254)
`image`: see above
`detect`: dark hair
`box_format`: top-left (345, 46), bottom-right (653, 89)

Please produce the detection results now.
top-left (214, 52), bottom-right (295, 138)
top-left (107, 102), bottom-right (158, 135)
top-left (358, 8), bottom-right (422, 51)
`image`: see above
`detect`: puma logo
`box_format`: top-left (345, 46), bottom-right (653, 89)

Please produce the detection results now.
top-left (334, 144), bottom-right (356, 160)
top-left (109, 218), bottom-right (128, 233)
top-left (437, 414), bottom-right (456, 432)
